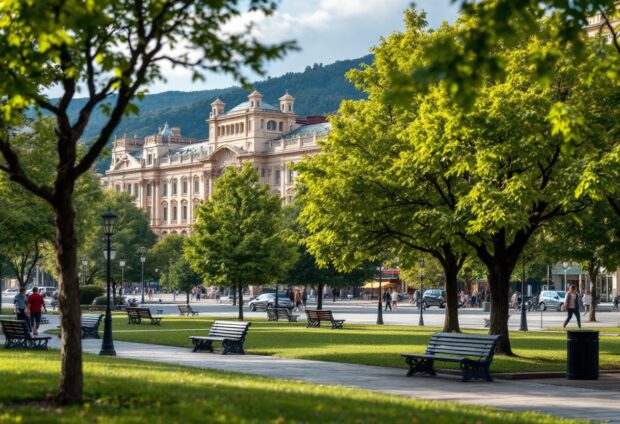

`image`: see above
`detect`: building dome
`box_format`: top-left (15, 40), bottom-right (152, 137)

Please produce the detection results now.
top-left (160, 122), bottom-right (172, 137)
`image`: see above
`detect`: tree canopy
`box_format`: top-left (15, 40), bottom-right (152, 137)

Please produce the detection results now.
top-left (186, 164), bottom-right (297, 319)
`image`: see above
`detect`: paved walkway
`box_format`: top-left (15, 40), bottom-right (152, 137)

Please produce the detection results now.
top-left (43, 335), bottom-right (618, 423)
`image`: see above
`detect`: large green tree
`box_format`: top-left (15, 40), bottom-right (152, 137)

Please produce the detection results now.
top-left (296, 11), bottom-right (470, 332)
top-left (160, 256), bottom-right (201, 305)
top-left (186, 164), bottom-right (297, 320)
top-left (0, 0), bottom-right (294, 403)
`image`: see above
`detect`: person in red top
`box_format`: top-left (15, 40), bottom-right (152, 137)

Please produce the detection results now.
top-left (27, 287), bottom-right (47, 335)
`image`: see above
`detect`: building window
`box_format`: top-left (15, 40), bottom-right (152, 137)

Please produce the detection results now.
top-left (288, 169), bottom-right (295, 184)
top-left (115, 185), bottom-right (121, 192)
top-left (147, 154), bottom-right (152, 165)
top-left (278, 122), bottom-right (283, 132)
top-left (172, 181), bottom-right (177, 195)
top-left (261, 168), bottom-right (266, 178)
top-left (127, 184), bottom-right (132, 195)
top-left (163, 182), bottom-right (168, 196)
top-left (267, 120), bottom-right (277, 131)
top-left (146, 183), bottom-right (152, 196)
top-left (173, 206), bottom-right (178, 222)
top-left (288, 104), bottom-right (292, 111)
top-left (260, 119), bottom-right (264, 129)
top-left (194, 178), bottom-right (200, 194)
top-left (134, 183), bottom-right (139, 196)
top-left (182, 205), bottom-right (188, 221)
top-left (183, 180), bottom-right (188, 194)
top-left (163, 207), bottom-right (168, 222)
top-left (275, 169), bottom-right (281, 185)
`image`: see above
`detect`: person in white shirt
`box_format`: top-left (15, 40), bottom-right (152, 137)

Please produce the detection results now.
top-left (582, 293), bottom-right (592, 314)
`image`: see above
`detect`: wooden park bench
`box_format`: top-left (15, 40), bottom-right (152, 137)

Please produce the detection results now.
top-left (178, 304), bottom-right (199, 316)
top-left (1, 320), bottom-right (51, 350)
top-left (81, 314), bottom-right (104, 339)
top-left (267, 307), bottom-right (298, 322)
top-left (189, 320), bottom-right (251, 355)
top-left (401, 332), bottom-right (501, 382)
top-left (305, 309), bottom-right (345, 329)
top-left (126, 307), bottom-right (162, 325)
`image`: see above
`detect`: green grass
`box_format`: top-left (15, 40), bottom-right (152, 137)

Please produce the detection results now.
top-left (0, 350), bottom-right (580, 424)
top-left (84, 316), bottom-right (620, 373)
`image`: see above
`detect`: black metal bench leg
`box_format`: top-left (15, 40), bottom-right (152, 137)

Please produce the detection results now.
top-left (222, 340), bottom-right (245, 355)
top-left (405, 357), bottom-right (435, 377)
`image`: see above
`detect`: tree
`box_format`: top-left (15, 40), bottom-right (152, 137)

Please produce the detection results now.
top-left (148, 234), bottom-right (185, 279)
top-left (186, 164), bottom-right (297, 320)
top-left (404, 1), bottom-right (620, 107)
top-left (543, 202), bottom-right (620, 321)
top-left (0, 0), bottom-right (294, 403)
top-left (79, 191), bottom-right (156, 292)
top-left (296, 11), bottom-right (469, 332)
top-left (160, 257), bottom-right (201, 305)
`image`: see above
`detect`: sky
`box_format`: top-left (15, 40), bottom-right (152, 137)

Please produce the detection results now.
top-left (149, 0), bottom-right (459, 93)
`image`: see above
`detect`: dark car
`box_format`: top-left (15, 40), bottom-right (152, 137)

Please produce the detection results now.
top-left (422, 289), bottom-right (446, 308)
top-left (248, 293), bottom-right (294, 311)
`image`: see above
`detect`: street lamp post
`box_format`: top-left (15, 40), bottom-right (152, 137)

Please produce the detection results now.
top-left (140, 247), bottom-right (146, 304)
top-left (81, 257), bottom-right (89, 286)
top-left (119, 259), bottom-right (126, 297)
top-left (519, 256), bottom-right (528, 331)
top-left (376, 264), bottom-right (384, 325)
top-left (100, 211), bottom-right (117, 356)
top-left (419, 258), bottom-right (425, 326)
top-left (562, 261), bottom-right (568, 291)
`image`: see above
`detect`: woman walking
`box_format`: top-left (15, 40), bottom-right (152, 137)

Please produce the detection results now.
top-left (563, 285), bottom-right (582, 328)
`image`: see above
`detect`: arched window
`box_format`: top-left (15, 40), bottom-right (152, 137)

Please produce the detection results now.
top-left (194, 178), bottom-right (200, 194)
top-left (266, 120), bottom-right (277, 131)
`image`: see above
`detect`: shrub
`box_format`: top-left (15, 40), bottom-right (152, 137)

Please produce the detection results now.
top-left (79, 286), bottom-right (104, 305)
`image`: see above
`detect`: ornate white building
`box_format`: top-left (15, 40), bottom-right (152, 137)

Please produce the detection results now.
top-left (103, 90), bottom-right (329, 235)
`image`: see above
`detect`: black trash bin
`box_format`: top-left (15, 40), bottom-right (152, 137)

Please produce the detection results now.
top-left (566, 330), bottom-right (599, 380)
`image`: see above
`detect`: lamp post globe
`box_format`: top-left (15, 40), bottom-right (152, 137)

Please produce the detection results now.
top-left (418, 258), bottom-right (425, 327)
top-left (100, 211), bottom-right (117, 356)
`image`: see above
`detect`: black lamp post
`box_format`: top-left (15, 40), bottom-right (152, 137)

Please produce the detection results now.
top-left (376, 263), bottom-right (384, 325)
top-left (81, 257), bottom-right (89, 286)
top-left (519, 256), bottom-right (528, 331)
top-left (100, 211), bottom-right (117, 356)
top-left (140, 247), bottom-right (146, 304)
top-left (419, 258), bottom-right (425, 326)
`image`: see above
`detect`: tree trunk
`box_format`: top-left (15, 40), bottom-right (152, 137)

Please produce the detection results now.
top-left (589, 266), bottom-right (598, 322)
top-left (317, 284), bottom-right (324, 310)
top-left (487, 264), bottom-right (513, 355)
top-left (54, 189), bottom-right (83, 404)
top-left (443, 264), bottom-right (461, 333)
top-left (186, 291), bottom-right (190, 305)
top-left (237, 282), bottom-right (244, 320)
top-left (232, 285), bottom-right (236, 306)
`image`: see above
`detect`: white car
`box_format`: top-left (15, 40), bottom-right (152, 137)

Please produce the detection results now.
top-left (3, 288), bottom-right (18, 295)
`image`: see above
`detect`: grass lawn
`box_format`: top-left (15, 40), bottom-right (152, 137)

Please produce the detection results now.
top-left (87, 316), bottom-right (620, 373)
top-left (0, 350), bottom-right (579, 424)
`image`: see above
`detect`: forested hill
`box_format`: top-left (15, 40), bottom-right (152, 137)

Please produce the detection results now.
top-left (66, 54), bottom-right (372, 142)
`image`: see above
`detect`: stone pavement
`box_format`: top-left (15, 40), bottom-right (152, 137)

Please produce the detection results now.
top-left (41, 335), bottom-right (619, 423)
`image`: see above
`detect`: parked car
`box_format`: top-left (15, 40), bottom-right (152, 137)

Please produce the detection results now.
top-left (422, 289), bottom-right (446, 308)
top-left (38, 287), bottom-right (57, 298)
top-left (3, 288), bottom-right (18, 295)
top-left (539, 290), bottom-right (566, 311)
top-left (248, 293), bottom-right (294, 311)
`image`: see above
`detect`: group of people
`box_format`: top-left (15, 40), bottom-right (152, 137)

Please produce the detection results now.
top-left (383, 289), bottom-right (401, 311)
top-left (13, 287), bottom-right (47, 335)
top-left (287, 287), bottom-right (309, 311)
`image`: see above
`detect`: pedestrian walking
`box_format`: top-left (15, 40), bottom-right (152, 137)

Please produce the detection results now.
top-left (383, 290), bottom-right (392, 311)
top-left (27, 287), bottom-right (47, 336)
top-left (563, 285), bottom-right (582, 328)
top-left (582, 292), bottom-right (591, 315)
top-left (391, 290), bottom-right (398, 310)
top-left (13, 288), bottom-right (30, 331)
top-left (302, 287), bottom-right (308, 309)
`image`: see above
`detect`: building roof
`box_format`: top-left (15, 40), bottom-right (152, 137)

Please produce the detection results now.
top-left (277, 122), bottom-right (331, 140)
top-left (227, 100), bottom-right (279, 114)
top-left (163, 141), bottom-right (210, 158)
